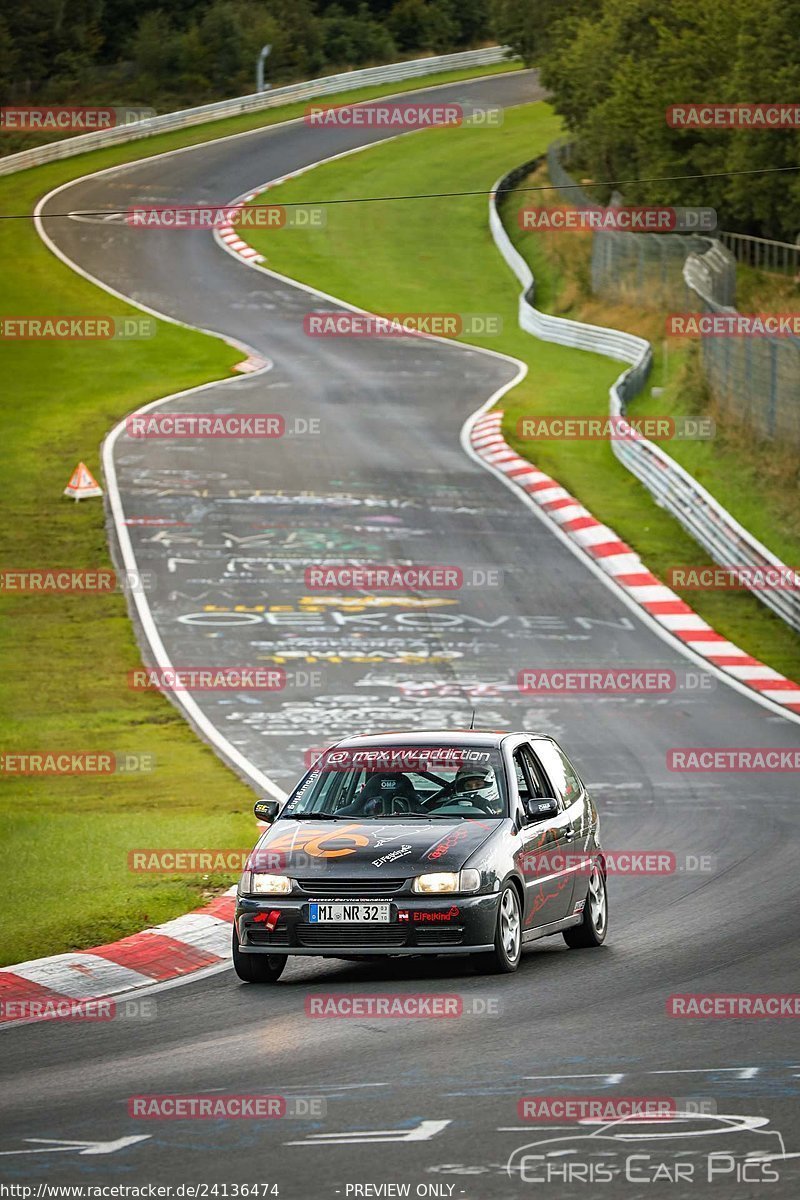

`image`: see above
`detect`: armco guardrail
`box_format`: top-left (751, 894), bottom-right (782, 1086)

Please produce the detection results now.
top-left (490, 159), bottom-right (800, 633)
top-left (719, 229), bottom-right (800, 275)
top-left (0, 46), bottom-right (511, 177)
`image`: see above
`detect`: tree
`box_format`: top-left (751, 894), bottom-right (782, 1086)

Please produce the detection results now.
top-left (387, 0), bottom-right (432, 52)
top-left (442, 0), bottom-right (492, 47)
top-left (723, 0), bottom-right (800, 239)
top-left (0, 14), bottom-right (20, 100)
top-left (196, 1), bottom-right (247, 92)
top-left (320, 4), bottom-right (397, 68)
top-left (492, 0), bottom-right (592, 67)
top-left (130, 10), bottom-right (183, 94)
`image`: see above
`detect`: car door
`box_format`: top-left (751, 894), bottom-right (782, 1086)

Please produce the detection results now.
top-left (532, 738), bottom-right (594, 917)
top-left (513, 742), bottom-right (578, 929)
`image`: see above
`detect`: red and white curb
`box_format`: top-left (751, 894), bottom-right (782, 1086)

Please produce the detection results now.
top-left (470, 410), bottom-right (800, 714)
top-left (233, 353), bottom-right (268, 373)
top-left (218, 195), bottom-right (273, 377)
top-left (217, 194), bottom-right (265, 265)
top-left (0, 889), bottom-right (236, 1024)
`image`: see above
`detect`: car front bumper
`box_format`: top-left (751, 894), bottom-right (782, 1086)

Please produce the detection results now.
top-left (235, 891), bottom-right (499, 956)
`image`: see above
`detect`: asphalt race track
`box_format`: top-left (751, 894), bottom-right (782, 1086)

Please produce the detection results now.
top-left (3, 71), bottom-right (800, 1197)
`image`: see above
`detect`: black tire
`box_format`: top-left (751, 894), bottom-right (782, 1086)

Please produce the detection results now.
top-left (473, 884), bottom-right (522, 974)
top-left (232, 926), bottom-right (287, 983)
top-left (563, 862), bottom-right (608, 948)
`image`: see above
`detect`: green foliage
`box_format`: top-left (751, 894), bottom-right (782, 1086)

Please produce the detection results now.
top-left (500, 0), bottom-right (800, 240)
top-left (492, 0), bottom-right (591, 67)
top-left (0, 0), bottom-right (495, 150)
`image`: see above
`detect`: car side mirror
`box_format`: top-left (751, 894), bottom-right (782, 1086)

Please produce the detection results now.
top-left (526, 796), bottom-right (559, 821)
top-left (254, 799), bottom-right (280, 824)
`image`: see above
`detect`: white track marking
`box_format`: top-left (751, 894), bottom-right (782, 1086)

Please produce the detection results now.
top-left (0, 1137), bottom-right (150, 1157)
top-left (517, 1072), bottom-right (624, 1085)
top-left (650, 1066), bottom-right (762, 1079)
top-left (286, 1119), bottom-right (451, 1145)
top-left (522, 1066), bottom-right (763, 1081)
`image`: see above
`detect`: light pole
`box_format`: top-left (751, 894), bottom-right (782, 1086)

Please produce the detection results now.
top-left (256, 44), bottom-right (272, 93)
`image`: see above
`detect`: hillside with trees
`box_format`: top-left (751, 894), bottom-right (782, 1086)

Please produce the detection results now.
top-left (0, 0), bottom-right (491, 148)
top-left (494, 0), bottom-right (800, 240)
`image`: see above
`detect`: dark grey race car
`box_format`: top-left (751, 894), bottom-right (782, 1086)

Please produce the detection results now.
top-left (233, 730), bottom-right (607, 982)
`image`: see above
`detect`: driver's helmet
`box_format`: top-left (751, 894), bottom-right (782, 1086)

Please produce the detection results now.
top-left (454, 763), bottom-right (501, 812)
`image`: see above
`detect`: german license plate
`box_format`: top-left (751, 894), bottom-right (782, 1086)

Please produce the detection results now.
top-left (309, 903), bottom-right (391, 923)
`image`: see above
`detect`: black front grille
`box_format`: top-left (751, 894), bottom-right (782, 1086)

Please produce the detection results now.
top-left (247, 926), bottom-right (290, 946)
top-left (296, 922), bottom-right (409, 948)
top-left (414, 927), bottom-right (464, 946)
top-left (298, 878), bottom-right (405, 896)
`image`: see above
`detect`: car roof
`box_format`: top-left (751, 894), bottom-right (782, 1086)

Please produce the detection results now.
top-left (329, 730), bottom-right (549, 750)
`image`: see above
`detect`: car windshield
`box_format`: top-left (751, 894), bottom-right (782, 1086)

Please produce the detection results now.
top-left (282, 745), bottom-right (507, 819)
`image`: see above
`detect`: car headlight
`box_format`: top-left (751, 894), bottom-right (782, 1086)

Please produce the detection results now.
top-left (413, 869), bottom-right (482, 894)
top-left (239, 871), bottom-right (292, 895)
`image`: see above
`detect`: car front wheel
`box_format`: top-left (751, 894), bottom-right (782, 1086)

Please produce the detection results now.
top-left (564, 863), bottom-right (608, 948)
top-left (473, 884), bottom-right (522, 974)
top-left (232, 926), bottom-right (287, 983)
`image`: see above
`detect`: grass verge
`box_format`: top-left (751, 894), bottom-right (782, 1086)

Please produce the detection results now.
top-left (0, 61), bottom-right (520, 967)
top-left (243, 102), bottom-right (800, 682)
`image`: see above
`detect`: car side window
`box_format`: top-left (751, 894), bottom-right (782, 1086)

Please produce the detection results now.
top-left (533, 741), bottom-right (584, 808)
top-left (513, 745), bottom-right (548, 803)
top-left (520, 747), bottom-right (549, 798)
top-left (512, 749), bottom-right (532, 801)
